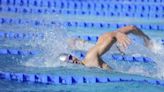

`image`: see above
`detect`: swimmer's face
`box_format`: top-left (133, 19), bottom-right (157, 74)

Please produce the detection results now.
top-left (72, 57), bottom-right (81, 64)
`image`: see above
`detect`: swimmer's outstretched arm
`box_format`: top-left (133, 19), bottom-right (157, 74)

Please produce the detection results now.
top-left (117, 26), bottom-right (150, 39)
top-left (116, 26), bottom-right (152, 48)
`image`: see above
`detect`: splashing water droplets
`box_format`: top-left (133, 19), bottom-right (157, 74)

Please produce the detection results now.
top-left (25, 26), bottom-right (70, 67)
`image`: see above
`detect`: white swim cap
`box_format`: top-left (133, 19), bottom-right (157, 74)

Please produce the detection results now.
top-left (58, 53), bottom-right (70, 62)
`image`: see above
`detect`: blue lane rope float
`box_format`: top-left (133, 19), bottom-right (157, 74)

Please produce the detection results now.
top-left (0, 48), bottom-right (154, 63)
top-left (0, 49), bottom-right (40, 55)
top-left (0, 3), bottom-right (163, 19)
top-left (0, 0), bottom-right (163, 7)
top-left (0, 18), bottom-right (164, 31)
top-left (0, 31), bottom-right (163, 45)
top-left (75, 35), bottom-right (164, 45)
top-left (72, 51), bottom-right (154, 63)
top-left (0, 0), bottom-right (163, 14)
top-left (0, 31), bottom-right (44, 40)
top-left (0, 71), bottom-right (164, 86)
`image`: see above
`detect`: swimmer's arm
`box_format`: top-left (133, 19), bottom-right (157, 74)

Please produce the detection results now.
top-left (116, 26), bottom-right (153, 48)
top-left (116, 25), bottom-right (150, 40)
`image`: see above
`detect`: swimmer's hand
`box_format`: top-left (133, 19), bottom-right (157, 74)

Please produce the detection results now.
top-left (143, 36), bottom-right (154, 49)
top-left (115, 32), bottom-right (131, 50)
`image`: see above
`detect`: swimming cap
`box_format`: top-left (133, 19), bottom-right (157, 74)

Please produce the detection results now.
top-left (58, 53), bottom-right (74, 63)
top-left (58, 53), bottom-right (70, 62)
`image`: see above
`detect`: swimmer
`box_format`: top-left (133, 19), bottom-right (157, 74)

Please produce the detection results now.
top-left (59, 26), bottom-right (153, 70)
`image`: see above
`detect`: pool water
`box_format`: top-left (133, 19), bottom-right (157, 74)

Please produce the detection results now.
top-left (0, 0), bottom-right (164, 92)
top-left (0, 29), bottom-right (164, 92)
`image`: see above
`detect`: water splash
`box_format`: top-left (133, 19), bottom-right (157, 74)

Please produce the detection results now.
top-left (23, 27), bottom-right (164, 80)
top-left (24, 25), bottom-right (71, 67)
top-left (110, 40), bottom-right (164, 80)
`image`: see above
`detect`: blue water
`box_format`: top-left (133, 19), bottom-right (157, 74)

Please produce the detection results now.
top-left (0, 29), bottom-right (164, 92)
top-left (0, 0), bottom-right (164, 91)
